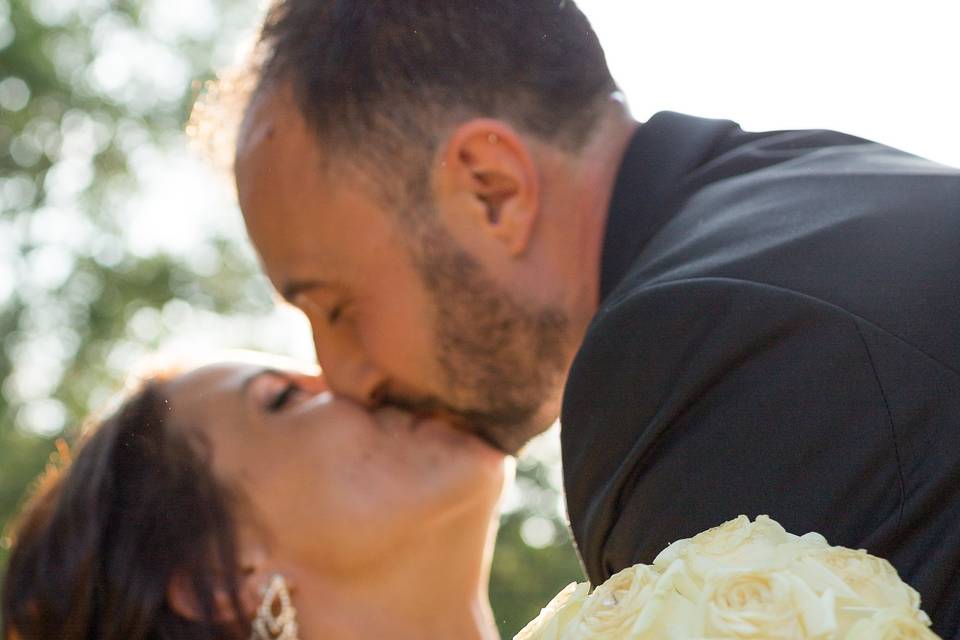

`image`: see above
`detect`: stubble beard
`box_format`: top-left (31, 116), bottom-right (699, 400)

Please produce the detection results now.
top-left (405, 221), bottom-right (570, 456)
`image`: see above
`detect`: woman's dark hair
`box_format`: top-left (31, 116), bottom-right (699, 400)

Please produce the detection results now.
top-left (1, 382), bottom-right (247, 640)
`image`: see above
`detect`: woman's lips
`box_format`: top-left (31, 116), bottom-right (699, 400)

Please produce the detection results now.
top-left (415, 415), bottom-right (507, 461)
top-left (375, 405), bottom-right (506, 461)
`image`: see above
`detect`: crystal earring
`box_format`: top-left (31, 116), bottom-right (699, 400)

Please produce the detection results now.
top-left (250, 574), bottom-right (299, 640)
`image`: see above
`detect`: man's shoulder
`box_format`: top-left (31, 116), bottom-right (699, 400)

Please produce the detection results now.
top-left (600, 111), bottom-right (960, 304)
top-left (599, 126), bottom-right (960, 364)
top-left (645, 110), bottom-right (960, 193)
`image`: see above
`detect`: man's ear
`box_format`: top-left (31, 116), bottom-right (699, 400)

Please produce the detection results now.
top-left (434, 119), bottom-right (541, 257)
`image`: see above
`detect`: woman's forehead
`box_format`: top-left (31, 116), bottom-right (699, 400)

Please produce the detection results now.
top-left (167, 361), bottom-right (252, 394)
top-left (159, 363), bottom-right (256, 430)
top-left (163, 352), bottom-right (317, 397)
top-left (188, 349), bottom-right (319, 375)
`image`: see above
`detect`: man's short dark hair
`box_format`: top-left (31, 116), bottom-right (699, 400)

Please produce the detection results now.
top-left (252, 0), bottom-right (618, 198)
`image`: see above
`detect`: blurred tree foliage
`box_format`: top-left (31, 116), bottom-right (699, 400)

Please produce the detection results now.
top-left (0, 0), bottom-right (274, 579)
top-left (491, 453), bottom-right (586, 634)
top-left (0, 0), bottom-right (583, 636)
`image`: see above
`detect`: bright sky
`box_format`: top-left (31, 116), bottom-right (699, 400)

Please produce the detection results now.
top-left (578, 0), bottom-right (960, 167)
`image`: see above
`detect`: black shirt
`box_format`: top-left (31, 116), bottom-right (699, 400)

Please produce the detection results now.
top-left (561, 111), bottom-right (960, 637)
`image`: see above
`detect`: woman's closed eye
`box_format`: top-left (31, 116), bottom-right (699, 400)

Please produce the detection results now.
top-left (247, 370), bottom-right (310, 413)
top-left (267, 382), bottom-right (301, 412)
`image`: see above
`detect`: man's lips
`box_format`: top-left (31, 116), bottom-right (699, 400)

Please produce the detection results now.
top-left (411, 407), bottom-right (466, 428)
top-left (410, 407), bottom-right (481, 439)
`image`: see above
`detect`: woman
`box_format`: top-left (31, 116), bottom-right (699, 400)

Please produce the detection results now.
top-left (1, 357), bottom-right (507, 639)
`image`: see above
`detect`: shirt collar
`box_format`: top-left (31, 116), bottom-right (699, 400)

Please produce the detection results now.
top-left (599, 111), bottom-right (741, 301)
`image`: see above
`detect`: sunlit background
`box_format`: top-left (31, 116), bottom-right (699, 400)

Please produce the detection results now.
top-left (1, 0), bottom-right (958, 635)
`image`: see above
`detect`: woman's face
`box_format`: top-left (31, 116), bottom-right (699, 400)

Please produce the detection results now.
top-left (163, 360), bottom-right (507, 575)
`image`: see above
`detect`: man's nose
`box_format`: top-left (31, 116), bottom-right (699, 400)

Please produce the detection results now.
top-left (313, 337), bottom-right (387, 407)
top-left (287, 371), bottom-right (329, 396)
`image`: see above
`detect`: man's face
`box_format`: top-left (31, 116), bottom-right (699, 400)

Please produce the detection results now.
top-left (235, 90), bottom-right (568, 454)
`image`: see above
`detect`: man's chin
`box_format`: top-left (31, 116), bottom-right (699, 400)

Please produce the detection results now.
top-left (469, 411), bottom-right (557, 457)
top-left (413, 408), bottom-right (523, 455)
top-left (470, 385), bottom-right (565, 455)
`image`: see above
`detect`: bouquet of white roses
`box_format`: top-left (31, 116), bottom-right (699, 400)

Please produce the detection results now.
top-left (515, 515), bottom-right (939, 639)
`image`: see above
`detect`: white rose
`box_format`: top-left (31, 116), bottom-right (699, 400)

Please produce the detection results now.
top-left (791, 546), bottom-right (926, 630)
top-left (514, 581), bottom-right (590, 640)
top-left (653, 515), bottom-right (760, 570)
top-left (516, 516), bottom-right (938, 640)
top-left (700, 568), bottom-right (837, 639)
top-left (845, 609), bottom-right (941, 639)
top-left (571, 560), bottom-right (698, 639)
top-left (655, 515), bottom-right (814, 584)
top-left (570, 563), bottom-right (659, 638)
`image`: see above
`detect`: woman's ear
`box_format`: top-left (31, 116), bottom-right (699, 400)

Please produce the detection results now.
top-left (166, 571), bottom-right (253, 625)
top-left (166, 543), bottom-right (270, 624)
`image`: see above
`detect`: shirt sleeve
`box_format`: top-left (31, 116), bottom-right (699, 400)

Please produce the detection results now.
top-left (560, 277), bottom-right (904, 585)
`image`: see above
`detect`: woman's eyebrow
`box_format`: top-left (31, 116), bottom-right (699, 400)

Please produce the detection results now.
top-left (240, 367), bottom-right (292, 395)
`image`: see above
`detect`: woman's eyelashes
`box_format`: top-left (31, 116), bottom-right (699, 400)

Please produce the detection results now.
top-left (266, 381), bottom-right (300, 412)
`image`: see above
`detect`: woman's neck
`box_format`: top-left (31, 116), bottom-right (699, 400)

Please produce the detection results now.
top-left (288, 512), bottom-right (501, 639)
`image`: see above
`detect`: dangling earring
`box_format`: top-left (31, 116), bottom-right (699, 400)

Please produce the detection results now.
top-left (250, 574), bottom-right (299, 640)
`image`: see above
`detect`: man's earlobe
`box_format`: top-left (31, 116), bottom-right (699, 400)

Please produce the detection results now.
top-left (438, 119), bottom-right (541, 257)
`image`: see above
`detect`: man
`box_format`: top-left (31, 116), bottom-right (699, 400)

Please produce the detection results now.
top-left (231, 1), bottom-right (960, 635)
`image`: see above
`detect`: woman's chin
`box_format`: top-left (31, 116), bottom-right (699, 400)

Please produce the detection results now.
top-left (395, 418), bottom-right (508, 520)
top-left (413, 417), bottom-right (508, 468)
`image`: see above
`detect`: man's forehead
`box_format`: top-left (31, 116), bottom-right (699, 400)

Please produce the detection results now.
top-left (234, 90), bottom-right (327, 243)
top-left (236, 111), bottom-right (276, 160)
top-left (235, 85), bottom-right (384, 192)
top-left (236, 91), bottom-right (305, 173)
top-left (233, 87), bottom-right (397, 290)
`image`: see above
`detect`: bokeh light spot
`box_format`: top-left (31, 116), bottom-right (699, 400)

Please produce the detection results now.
top-left (520, 516), bottom-right (557, 549)
top-left (0, 77), bottom-right (30, 112)
top-left (17, 398), bottom-right (67, 436)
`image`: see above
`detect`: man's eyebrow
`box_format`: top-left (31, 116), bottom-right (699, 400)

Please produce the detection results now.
top-left (280, 279), bottom-right (333, 303)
